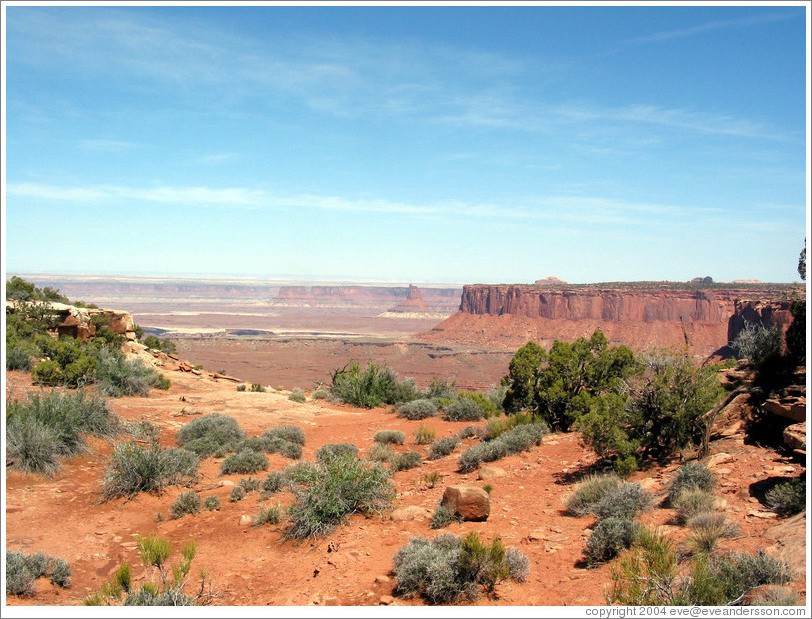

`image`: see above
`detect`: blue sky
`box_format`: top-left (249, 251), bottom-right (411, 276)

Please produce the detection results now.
top-left (3, 2), bottom-right (809, 284)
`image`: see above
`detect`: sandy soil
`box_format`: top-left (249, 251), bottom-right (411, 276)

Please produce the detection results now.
top-left (4, 366), bottom-right (806, 610)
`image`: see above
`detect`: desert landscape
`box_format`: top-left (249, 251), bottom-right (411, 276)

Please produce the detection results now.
top-left (3, 274), bottom-right (808, 610)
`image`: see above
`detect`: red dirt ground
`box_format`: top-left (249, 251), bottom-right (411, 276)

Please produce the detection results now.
top-left (4, 367), bottom-right (807, 610)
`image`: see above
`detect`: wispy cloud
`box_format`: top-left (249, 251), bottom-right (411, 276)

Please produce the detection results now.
top-left (620, 11), bottom-right (797, 46)
top-left (5, 181), bottom-right (732, 230)
top-left (79, 139), bottom-right (140, 152)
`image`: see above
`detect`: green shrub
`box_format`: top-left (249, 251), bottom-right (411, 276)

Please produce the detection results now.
top-left (229, 486), bottom-right (246, 502)
top-left (203, 496), bottom-right (221, 511)
top-left (239, 477), bottom-right (261, 493)
top-left (94, 348), bottom-right (165, 397)
top-left (430, 503), bottom-right (459, 529)
top-left (6, 550), bottom-right (71, 596)
top-left (595, 483), bottom-right (653, 520)
top-left (236, 384), bottom-right (247, 392)
top-left (254, 503), bottom-right (282, 526)
top-left (330, 360), bottom-right (419, 408)
top-left (263, 425), bottom-right (306, 446)
top-left (285, 453), bottom-right (395, 539)
top-left (316, 442), bottom-right (359, 463)
top-left (670, 461), bottom-right (716, 500)
top-left (374, 430), bottom-right (406, 445)
top-left (458, 425), bottom-right (483, 440)
top-left (261, 471), bottom-right (290, 495)
top-left (100, 442), bottom-right (199, 500)
top-left (392, 532), bottom-right (527, 604)
top-left (86, 534), bottom-right (210, 606)
top-left (397, 398), bottom-right (438, 420)
top-left (565, 474), bottom-right (622, 516)
top-left (422, 471), bottom-right (443, 488)
top-left (486, 385), bottom-right (508, 412)
top-left (288, 388), bottom-right (306, 403)
top-left (6, 390), bottom-right (119, 476)
top-left (220, 449), bottom-right (269, 475)
top-left (765, 478), bottom-right (806, 516)
top-left (456, 422), bottom-right (547, 472)
top-left (367, 442), bottom-right (396, 463)
top-left (177, 413), bottom-right (245, 455)
top-left (459, 391), bottom-right (500, 418)
top-left (283, 461), bottom-right (320, 487)
top-left (505, 547), bottom-right (529, 582)
top-left (311, 388), bottom-right (331, 400)
top-left (31, 359), bottom-right (65, 386)
top-left (731, 323), bottom-right (783, 369)
top-left (429, 436), bottom-right (459, 460)
top-left (425, 377), bottom-right (458, 400)
top-left (686, 513), bottom-right (738, 555)
top-left (585, 517), bottom-right (638, 566)
top-left (250, 383), bottom-right (266, 392)
top-left (413, 424), bottom-right (436, 445)
top-left (443, 398), bottom-right (485, 422)
top-left (483, 483), bottom-right (493, 495)
top-left (392, 451), bottom-right (423, 472)
top-left (6, 345), bottom-right (32, 371)
top-left (672, 489), bottom-right (716, 524)
top-left (170, 491), bottom-right (201, 519)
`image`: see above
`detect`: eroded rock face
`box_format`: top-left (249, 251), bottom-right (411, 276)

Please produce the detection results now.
top-left (424, 284), bottom-right (802, 356)
top-left (6, 300), bottom-right (136, 341)
top-left (441, 485), bottom-right (490, 521)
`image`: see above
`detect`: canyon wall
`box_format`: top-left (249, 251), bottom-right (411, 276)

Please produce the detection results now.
top-left (423, 284), bottom-right (801, 357)
top-left (270, 285), bottom-right (460, 312)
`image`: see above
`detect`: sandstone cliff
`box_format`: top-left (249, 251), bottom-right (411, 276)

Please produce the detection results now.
top-left (6, 300), bottom-right (136, 340)
top-left (422, 283), bottom-right (801, 357)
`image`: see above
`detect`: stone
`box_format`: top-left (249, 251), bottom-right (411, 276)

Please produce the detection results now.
top-left (379, 595), bottom-right (395, 605)
top-left (478, 466), bottom-right (507, 481)
top-left (239, 515), bottom-right (255, 526)
top-left (441, 485), bottom-right (490, 521)
top-left (706, 452), bottom-right (732, 467)
top-left (764, 395), bottom-right (806, 423)
top-left (762, 512), bottom-right (806, 576)
top-left (389, 506), bottom-right (429, 522)
top-left (219, 480), bottom-right (235, 487)
top-left (747, 510), bottom-right (778, 519)
top-left (374, 575), bottom-right (391, 584)
top-left (783, 422), bottom-right (806, 451)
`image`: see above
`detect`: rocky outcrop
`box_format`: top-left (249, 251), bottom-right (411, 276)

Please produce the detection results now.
top-left (441, 485), bottom-right (490, 521)
top-left (6, 300), bottom-right (136, 340)
top-left (782, 422), bottom-right (806, 451)
top-left (764, 385), bottom-right (806, 423)
top-left (422, 283), bottom-right (802, 356)
top-left (272, 284), bottom-right (460, 313)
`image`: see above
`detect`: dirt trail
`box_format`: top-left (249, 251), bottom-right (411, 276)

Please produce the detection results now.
top-left (4, 369), bottom-right (807, 608)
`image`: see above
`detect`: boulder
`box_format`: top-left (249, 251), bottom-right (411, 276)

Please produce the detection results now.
top-left (782, 422), bottom-right (806, 451)
top-left (389, 506), bottom-right (430, 522)
top-left (478, 466), bottom-right (507, 481)
top-left (762, 511), bottom-right (806, 577)
top-left (764, 395), bottom-right (806, 423)
top-left (441, 485), bottom-right (490, 521)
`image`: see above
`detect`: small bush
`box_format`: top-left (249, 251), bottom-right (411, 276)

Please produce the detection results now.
top-left (413, 425), bottom-right (436, 445)
top-left (425, 377), bottom-right (458, 400)
top-left (254, 503), bottom-right (282, 526)
top-left (459, 391), bottom-right (500, 418)
top-left (316, 442), bottom-right (359, 463)
top-left (686, 513), bottom-right (738, 555)
top-left (236, 384), bottom-right (247, 392)
top-left (263, 425), bottom-right (306, 446)
top-left (311, 388), bottom-right (331, 400)
top-left (31, 359), bottom-right (64, 386)
top-left (288, 388), bottom-right (307, 403)
top-left (220, 449), bottom-right (269, 475)
top-left (565, 474), bottom-right (622, 516)
top-left (6, 389), bottom-right (119, 476)
top-left (330, 360), bottom-right (419, 408)
top-left (285, 454), bottom-right (395, 539)
top-left (672, 488), bottom-right (716, 524)
top-left (429, 436), bottom-right (459, 460)
top-left (458, 425), bottom-right (484, 440)
top-left (430, 503), bottom-right (459, 529)
top-left (486, 385), bottom-right (508, 412)
top-left (239, 477), bottom-right (261, 493)
top-left (203, 496), bottom-right (221, 511)
top-left (482, 484), bottom-right (493, 495)
top-left (595, 483), bottom-right (653, 520)
top-left (397, 398), bottom-right (438, 420)
top-left (100, 443), bottom-right (199, 500)
top-left (422, 471), bottom-right (442, 488)
top-left (374, 430), bottom-right (406, 445)
top-left (392, 532), bottom-right (526, 604)
top-left (262, 436), bottom-right (303, 460)
top-left (392, 451), bottom-right (422, 472)
top-left (229, 486), bottom-right (246, 502)
top-left (250, 383), bottom-right (266, 392)
top-left (6, 550), bottom-right (71, 596)
top-left (261, 471), bottom-right (289, 495)
top-left (585, 517), bottom-right (638, 566)
top-left (94, 348), bottom-right (165, 397)
top-left (170, 491), bottom-right (201, 519)
top-left (177, 413), bottom-right (245, 455)
top-left (456, 422), bottom-right (547, 472)
top-left (283, 461), bottom-right (321, 487)
top-left (457, 440), bottom-right (509, 473)
top-left (443, 398), bottom-right (485, 422)
top-left (367, 442), bottom-right (396, 463)
top-left (6, 345), bottom-right (32, 371)
top-left (765, 478), bottom-right (806, 516)
top-left (670, 461), bottom-right (716, 500)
